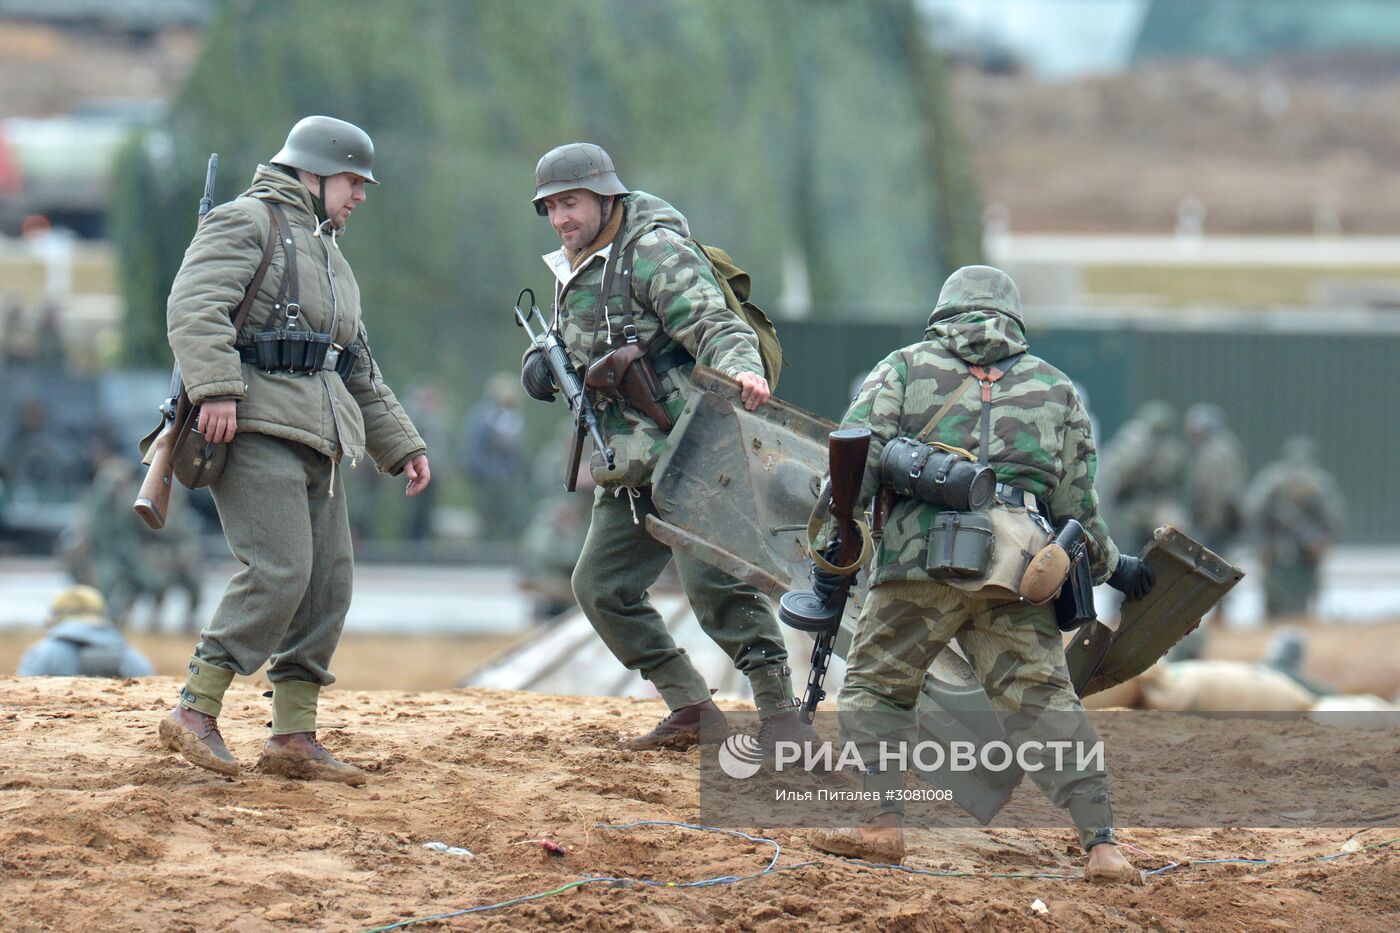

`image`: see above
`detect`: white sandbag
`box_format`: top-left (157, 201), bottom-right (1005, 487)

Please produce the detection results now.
top-left (1307, 695), bottom-right (1400, 731)
top-left (1139, 660), bottom-right (1316, 712)
top-left (1082, 676), bottom-right (1144, 710)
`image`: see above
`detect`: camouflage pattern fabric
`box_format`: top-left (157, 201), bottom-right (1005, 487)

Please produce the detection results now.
top-left (1183, 406), bottom-right (1248, 552)
top-left (1244, 436), bottom-right (1345, 617)
top-left (841, 580), bottom-right (1115, 851)
top-left (1099, 401), bottom-right (1187, 556)
top-left (544, 192), bottom-right (765, 488)
top-left (839, 265), bottom-right (1121, 586)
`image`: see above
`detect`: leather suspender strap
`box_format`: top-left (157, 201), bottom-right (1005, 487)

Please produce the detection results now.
top-left (265, 203), bottom-right (300, 326)
top-left (619, 238), bottom-right (639, 343)
top-left (966, 352), bottom-right (1025, 465)
top-left (230, 202), bottom-right (280, 333)
top-left (915, 374), bottom-right (978, 443)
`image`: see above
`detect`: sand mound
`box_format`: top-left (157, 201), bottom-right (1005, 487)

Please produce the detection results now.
top-left (0, 676), bottom-right (1396, 931)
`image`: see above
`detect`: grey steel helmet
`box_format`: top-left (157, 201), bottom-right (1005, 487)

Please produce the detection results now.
top-left (271, 115), bottom-right (378, 184)
top-left (532, 142), bottom-right (628, 215)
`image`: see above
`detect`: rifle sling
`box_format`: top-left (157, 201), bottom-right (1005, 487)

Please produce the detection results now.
top-left (171, 202), bottom-right (279, 460)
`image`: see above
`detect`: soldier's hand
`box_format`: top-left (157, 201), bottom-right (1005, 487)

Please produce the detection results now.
top-left (198, 400), bottom-right (238, 444)
top-left (403, 454), bottom-right (431, 497)
top-left (735, 372), bottom-right (770, 411)
top-left (811, 565), bottom-right (851, 605)
top-left (521, 350), bottom-right (558, 403)
top-left (1108, 555), bottom-right (1155, 601)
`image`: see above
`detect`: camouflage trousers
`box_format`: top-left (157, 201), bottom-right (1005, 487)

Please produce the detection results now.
top-left (840, 580), bottom-right (1116, 851)
top-left (571, 485), bottom-right (794, 715)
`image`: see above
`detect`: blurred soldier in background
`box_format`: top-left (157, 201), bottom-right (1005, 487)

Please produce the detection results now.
top-left (17, 585), bottom-right (154, 678)
top-left (520, 452), bottom-right (596, 624)
top-left (68, 454), bottom-right (203, 631)
top-left (1099, 399), bottom-right (1186, 555)
top-left (1182, 403), bottom-right (1247, 554)
top-left (458, 373), bottom-right (526, 545)
top-left (521, 142), bottom-right (807, 750)
top-left (158, 116), bottom-right (430, 783)
top-left (401, 386), bottom-right (448, 543)
top-left (1244, 435), bottom-right (1345, 619)
top-left (806, 266), bottom-right (1148, 884)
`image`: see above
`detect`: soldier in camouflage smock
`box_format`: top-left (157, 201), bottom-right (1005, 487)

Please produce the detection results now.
top-left (808, 266), bottom-right (1152, 884)
top-left (521, 143), bottom-right (809, 750)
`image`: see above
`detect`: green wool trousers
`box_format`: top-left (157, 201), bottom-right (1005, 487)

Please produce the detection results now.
top-left (841, 580), bottom-right (1116, 851)
top-left (571, 486), bottom-right (794, 715)
top-left (179, 433), bottom-right (352, 734)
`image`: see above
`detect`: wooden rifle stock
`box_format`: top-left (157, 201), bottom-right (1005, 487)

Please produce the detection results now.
top-left (826, 428), bottom-right (872, 575)
top-left (791, 427), bottom-right (871, 722)
top-left (134, 397), bottom-right (194, 530)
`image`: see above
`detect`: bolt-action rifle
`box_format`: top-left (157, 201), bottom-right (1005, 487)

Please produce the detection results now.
top-left (513, 287), bottom-right (615, 491)
top-left (779, 427), bottom-right (873, 723)
top-left (133, 153), bottom-right (219, 530)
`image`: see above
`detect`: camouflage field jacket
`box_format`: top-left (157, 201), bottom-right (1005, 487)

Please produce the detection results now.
top-left (841, 311), bottom-right (1122, 587)
top-left (543, 191), bottom-right (764, 489)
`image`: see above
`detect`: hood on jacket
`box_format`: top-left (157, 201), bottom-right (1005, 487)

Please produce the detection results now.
top-left (924, 264), bottom-right (1029, 366)
top-left (619, 190), bottom-right (690, 247)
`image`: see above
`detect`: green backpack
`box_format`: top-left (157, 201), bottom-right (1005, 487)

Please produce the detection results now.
top-left (690, 241), bottom-right (785, 390)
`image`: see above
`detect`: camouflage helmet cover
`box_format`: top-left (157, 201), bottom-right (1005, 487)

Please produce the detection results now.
top-left (272, 115), bottom-right (378, 184)
top-left (929, 264), bottom-right (1024, 329)
top-left (532, 142), bottom-right (629, 215)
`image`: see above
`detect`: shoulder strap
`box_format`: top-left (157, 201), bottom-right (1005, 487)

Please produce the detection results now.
top-left (618, 237), bottom-right (639, 343)
top-left (914, 374), bottom-right (978, 443)
top-left (229, 201), bottom-right (280, 332)
top-left (265, 203), bottom-right (300, 327)
top-left (966, 353), bottom-right (1025, 465)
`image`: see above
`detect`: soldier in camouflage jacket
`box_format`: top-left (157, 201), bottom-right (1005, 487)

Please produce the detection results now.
top-left (809, 266), bottom-right (1151, 884)
top-left (522, 143), bottom-right (810, 752)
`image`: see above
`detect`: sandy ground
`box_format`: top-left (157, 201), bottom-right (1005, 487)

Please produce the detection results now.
top-left (1, 671), bottom-right (1397, 932)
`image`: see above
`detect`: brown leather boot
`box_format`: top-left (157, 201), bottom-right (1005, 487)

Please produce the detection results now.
top-left (159, 706), bottom-right (240, 777)
top-left (756, 710), bottom-right (822, 755)
top-left (808, 811), bottom-right (906, 864)
top-left (255, 732), bottom-right (367, 786)
top-left (1085, 842), bottom-right (1143, 885)
top-left (625, 699), bottom-right (728, 751)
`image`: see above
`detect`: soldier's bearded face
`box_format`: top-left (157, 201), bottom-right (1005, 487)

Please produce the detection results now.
top-left (544, 189), bottom-right (606, 251)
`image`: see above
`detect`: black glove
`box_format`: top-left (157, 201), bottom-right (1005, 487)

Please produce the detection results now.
top-left (521, 350), bottom-right (557, 403)
top-left (1108, 555), bottom-right (1155, 601)
top-left (812, 564), bottom-right (851, 606)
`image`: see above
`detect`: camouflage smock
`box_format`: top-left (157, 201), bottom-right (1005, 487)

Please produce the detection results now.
top-left (842, 309), bottom-right (1121, 588)
top-left (542, 191), bottom-right (764, 489)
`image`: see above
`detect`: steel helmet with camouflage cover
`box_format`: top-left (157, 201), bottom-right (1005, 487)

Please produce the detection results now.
top-left (532, 142), bottom-right (629, 215)
top-left (929, 264), bottom-right (1024, 329)
top-left (271, 115), bottom-right (379, 184)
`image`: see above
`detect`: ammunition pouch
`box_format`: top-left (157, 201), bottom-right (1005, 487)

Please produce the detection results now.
top-left (584, 339), bottom-right (675, 431)
top-left (880, 437), bottom-right (995, 512)
top-left (238, 335), bottom-right (360, 380)
top-left (172, 426), bottom-right (228, 489)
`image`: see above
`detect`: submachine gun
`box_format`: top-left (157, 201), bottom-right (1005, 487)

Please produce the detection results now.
top-left (513, 288), bottom-right (614, 491)
top-left (133, 153), bottom-right (220, 530)
top-left (777, 427), bottom-right (873, 723)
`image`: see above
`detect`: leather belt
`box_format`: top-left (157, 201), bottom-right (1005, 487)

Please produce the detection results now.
top-left (996, 482), bottom-right (1041, 512)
